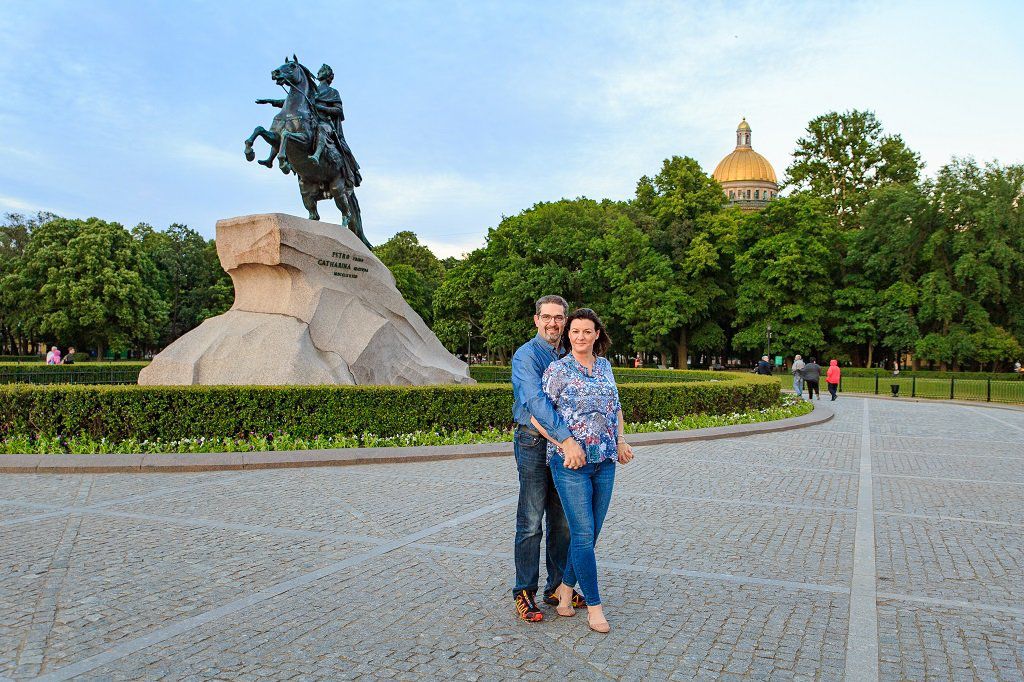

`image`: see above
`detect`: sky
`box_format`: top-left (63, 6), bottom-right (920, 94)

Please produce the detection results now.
top-left (1, 1), bottom-right (1022, 258)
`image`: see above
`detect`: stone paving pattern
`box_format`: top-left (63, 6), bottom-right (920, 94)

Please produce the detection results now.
top-left (0, 397), bottom-right (1021, 680)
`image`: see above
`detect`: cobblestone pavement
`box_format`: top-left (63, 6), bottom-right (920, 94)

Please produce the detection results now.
top-left (1, 398), bottom-right (1022, 681)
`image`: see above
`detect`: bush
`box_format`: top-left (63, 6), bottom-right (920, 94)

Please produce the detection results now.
top-left (468, 365), bottom-right (718, 383)
top-left (0, 374), bottom-right (778, 441)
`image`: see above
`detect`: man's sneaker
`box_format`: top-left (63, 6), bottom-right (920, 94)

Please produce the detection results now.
top-left (514, 590), bottom-right (544, 622)
top-left (543, 588), bottom-right (587, 608)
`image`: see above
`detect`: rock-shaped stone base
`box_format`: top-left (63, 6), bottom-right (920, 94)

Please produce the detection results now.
top-left (138, 214), bottom-right (472, 386)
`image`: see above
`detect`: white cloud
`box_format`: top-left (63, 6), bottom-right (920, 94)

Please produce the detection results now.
top-left (175, 142), bottom-right (243, 172)
top-left (419, 236), bottom-right (485, 260)
top-left (0, 194), bottom-right (47, 213)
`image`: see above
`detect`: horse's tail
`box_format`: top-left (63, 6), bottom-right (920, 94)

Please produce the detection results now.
top-left (348, 193), bottom-right (370, 249)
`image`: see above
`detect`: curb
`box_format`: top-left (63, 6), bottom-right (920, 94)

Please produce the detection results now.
top-left (0, 404), bottom-right (833, 474)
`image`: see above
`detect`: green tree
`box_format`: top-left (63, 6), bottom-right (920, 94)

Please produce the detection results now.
top-left (432, 248), bottom-right (488, 355)
top-left (634, 156), bottom-right (734, 367)
top-left (373, 231), bottom-right (445, 324)
top-left (0, 212), bottom-right (56, 354)
top-left (914, 159), bottom-right (1024, 370)
top-left (6, 217), bottom-right (167, 358)
top-left (732, 195), bottom-right (838, 357)
top-left (133, 223), bottom-right (232, 346)
top-left (786, 110), bottom-right (921, 230)
top-left (837, 182), bottom-right (932, 365)
top-left (433, 199), bottom-right (663, 361)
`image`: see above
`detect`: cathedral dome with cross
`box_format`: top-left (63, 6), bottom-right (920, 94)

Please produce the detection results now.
top-left (712, 118), bottom-right (779, 211)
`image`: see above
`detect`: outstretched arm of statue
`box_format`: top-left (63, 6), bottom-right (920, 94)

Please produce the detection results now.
top-left (255, 98), bottom-right (285, 107)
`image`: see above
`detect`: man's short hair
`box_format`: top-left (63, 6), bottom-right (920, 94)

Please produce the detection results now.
top-left (761, 355), bottom-right (769, 361)
top-left (534, 295), bottom-right (568, 316)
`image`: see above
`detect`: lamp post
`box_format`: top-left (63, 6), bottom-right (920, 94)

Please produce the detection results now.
top-left (766, 322), bottom-right (773, 363)
top-left (466, 321), bottom-right (472, 365)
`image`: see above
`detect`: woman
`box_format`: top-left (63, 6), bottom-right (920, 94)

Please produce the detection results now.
top-left (826, 359), bottom-right (841, 401)
top-left (530, 308), bottom-right (633, 634)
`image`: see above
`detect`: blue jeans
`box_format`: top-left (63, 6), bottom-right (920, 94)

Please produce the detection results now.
top-left (549, 454), bottom-right (616, 606)
top-left (513, 427), bottom-right (569, 596)
top-left (793, 375), bottom-right (803, 397)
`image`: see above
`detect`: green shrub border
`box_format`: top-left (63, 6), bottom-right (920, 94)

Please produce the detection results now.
top-left (0, 373), bottom-right (778, 441)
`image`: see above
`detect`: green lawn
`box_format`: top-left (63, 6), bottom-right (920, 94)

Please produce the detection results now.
top-left (779, 374), bottom-right (1024, 404)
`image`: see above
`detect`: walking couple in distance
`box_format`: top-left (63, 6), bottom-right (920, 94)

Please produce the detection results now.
top-left (510, 295), bottom-right (634, 634)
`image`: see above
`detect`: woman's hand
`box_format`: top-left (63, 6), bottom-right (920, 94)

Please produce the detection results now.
top-left (617, 441), bottom-right (634, 464)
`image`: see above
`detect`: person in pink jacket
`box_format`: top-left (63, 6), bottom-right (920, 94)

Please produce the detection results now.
top-left (825, 359), bottom-right (841, 401)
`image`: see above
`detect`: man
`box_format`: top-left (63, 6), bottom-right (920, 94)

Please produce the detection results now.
top-left (803, 357), bottom-right (822, 400)
top-left (62, 346), bottom-right (76, 365)
top-left (510, 295), bottom-right (587, 622)
top-left (791, 354), bottom-right (805, 399)
top-left (310, 64), bottom-right (361, 188)
top-left (755, 355), bottom-right (773, 375)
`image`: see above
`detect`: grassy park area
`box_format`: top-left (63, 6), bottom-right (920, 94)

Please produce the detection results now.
top-left (778, 372), bottom-right (1024, 404)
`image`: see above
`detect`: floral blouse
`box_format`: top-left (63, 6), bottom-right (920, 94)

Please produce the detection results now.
top-left (542, 355), bottom-right (622, 465)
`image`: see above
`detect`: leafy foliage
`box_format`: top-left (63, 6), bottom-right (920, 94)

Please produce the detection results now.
top-left (0, 374), bottom-right (779, 441)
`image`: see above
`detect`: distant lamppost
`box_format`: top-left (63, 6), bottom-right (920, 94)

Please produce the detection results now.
top-left (766, 322), bottom-right (773, 362)
top-left (466, 321), bottom-right (472, 365)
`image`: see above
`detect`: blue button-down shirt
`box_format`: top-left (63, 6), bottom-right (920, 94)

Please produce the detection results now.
top-left (511, 333), bottom-right (573, 443)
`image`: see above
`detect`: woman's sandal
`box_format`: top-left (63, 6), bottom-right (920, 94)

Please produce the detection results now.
top-left (556, 603), bottom-right (575, 617)
top-left (587, 615), bottom-right (610, 633)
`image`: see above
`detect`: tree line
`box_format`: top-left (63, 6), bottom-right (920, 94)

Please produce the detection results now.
top-left (0, 215), bottom-right (232, 358)
top-left (388, 110), bottom-right (1023, 371)
top-left (2, 109), bottom-right (1021, 370)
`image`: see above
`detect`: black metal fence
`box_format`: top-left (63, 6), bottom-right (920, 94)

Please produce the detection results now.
top-left (0, 367), bottom-right (144, 385)
top-left (784, 373), bottom-right (1024, 405)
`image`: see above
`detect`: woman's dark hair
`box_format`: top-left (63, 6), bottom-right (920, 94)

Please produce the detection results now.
top-left (560, 308), bottom-right (612, 357)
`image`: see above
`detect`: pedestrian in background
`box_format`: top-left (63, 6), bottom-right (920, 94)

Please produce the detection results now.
top-left (791, 354), bottom-right (805, 399)
top-left (755, 355), bottom-right (773, 376)
top-left (803, 357), bottom-right (822, 400)
top-left (62, 347), bottom-right (76, 365)
top-left (826, 359), bottom-right (841, 401)
top-left (45, 346), bottom-right (61, 365)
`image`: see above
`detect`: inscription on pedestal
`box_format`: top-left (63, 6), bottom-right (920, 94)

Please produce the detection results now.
top-left (318, 250), bottom-right (368, 279)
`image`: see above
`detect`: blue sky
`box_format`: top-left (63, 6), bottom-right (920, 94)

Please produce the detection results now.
top-left (1, 1), bottom-right (1021, 257)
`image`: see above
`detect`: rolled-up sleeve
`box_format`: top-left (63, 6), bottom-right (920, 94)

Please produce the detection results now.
top-left (512, 349), bottom-right (572, 443)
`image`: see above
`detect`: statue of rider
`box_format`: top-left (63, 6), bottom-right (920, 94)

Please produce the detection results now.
top-left (310, 64), bottom-right (362, 189)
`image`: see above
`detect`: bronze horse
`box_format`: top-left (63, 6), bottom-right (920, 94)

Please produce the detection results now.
top-left (244, 56), bottom-right (370, 249)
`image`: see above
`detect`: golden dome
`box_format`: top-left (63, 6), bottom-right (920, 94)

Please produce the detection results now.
top-left (736, 117), bottom-right (751, 131)
top-left (713, 148), bottom-right (778, 184)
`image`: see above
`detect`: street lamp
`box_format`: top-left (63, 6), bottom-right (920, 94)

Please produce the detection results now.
top-left (466, 321), bottom-right (472, 365)
top-left (766, 322), bottom-right (773, 362)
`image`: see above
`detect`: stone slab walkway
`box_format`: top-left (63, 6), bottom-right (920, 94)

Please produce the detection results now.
top-left (0, 397), bottom-right (1021, 680)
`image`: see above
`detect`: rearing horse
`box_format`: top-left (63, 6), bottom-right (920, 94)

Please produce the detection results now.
top-left (244, 56), bottom-right (370, 249)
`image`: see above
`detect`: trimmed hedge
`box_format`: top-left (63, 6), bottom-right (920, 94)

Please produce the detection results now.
top-left (469, 365), bottom-right (719, 384)
top-left (0, 374), bottom-right (778, 441)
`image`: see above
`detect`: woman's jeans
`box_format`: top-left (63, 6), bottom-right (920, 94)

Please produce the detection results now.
top-left (793, 375), bottom-right (804, 397)
top-left (827, 381), bottom-right (838, 400)
top-left (549, 454), bottom-right (616, 606)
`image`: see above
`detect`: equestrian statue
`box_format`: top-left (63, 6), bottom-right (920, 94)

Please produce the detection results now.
top-left (244, 56), bottom-right (371, 249)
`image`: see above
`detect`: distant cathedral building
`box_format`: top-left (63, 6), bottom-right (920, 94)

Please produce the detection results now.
top-left (712, 118), bottom-right (778, 211)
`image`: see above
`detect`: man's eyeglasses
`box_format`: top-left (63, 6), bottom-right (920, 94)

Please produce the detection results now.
top-left (538, 314), bottom-right (566, 323)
